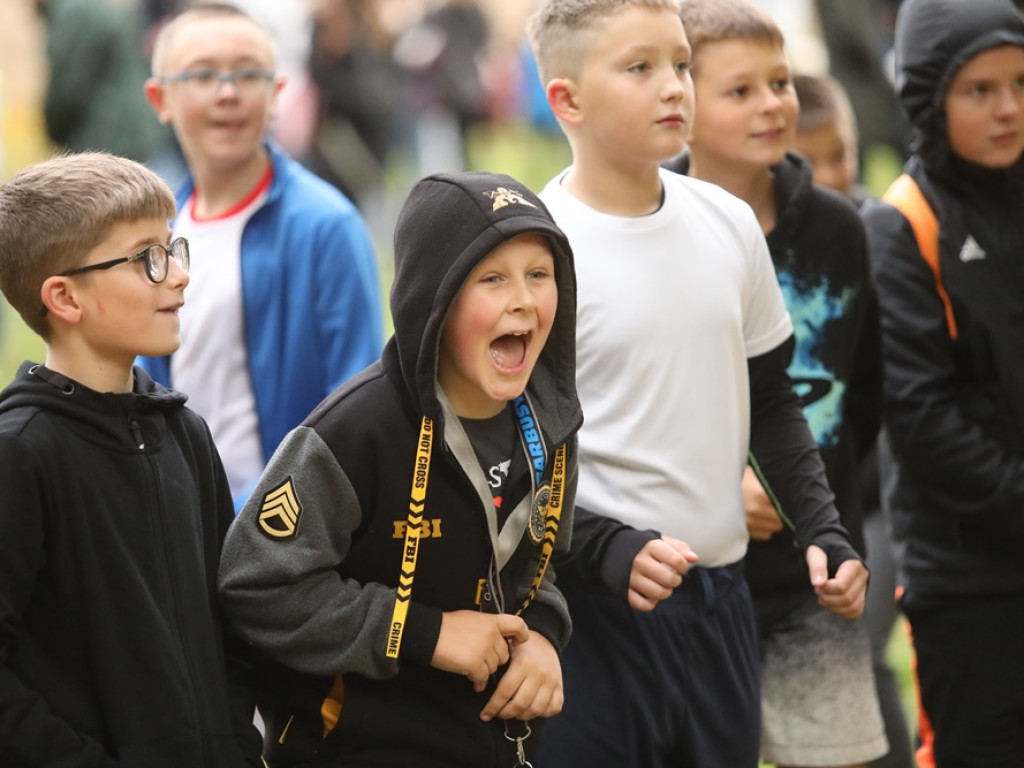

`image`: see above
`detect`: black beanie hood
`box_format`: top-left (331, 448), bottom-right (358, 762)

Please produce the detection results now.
top-left (895, 0), bottom-right (1024, 173)
top-left (387, 171), bottom-right (579, 426)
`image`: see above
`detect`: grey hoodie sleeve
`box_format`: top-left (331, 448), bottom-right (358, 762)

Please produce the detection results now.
top-left (218, 426), bottom-right (440, 678)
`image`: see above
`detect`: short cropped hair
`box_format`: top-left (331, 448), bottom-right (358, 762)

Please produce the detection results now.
top-left (0, 152), bottom-right (176, 339)
top-left (678, 0), bottom-right (783, 74)
top-left (150, 2), bottom-right (276, 77)
top-left (793, 72), bottom-right (858, 138)
top-left (529, 0), bottom-right (682, 84)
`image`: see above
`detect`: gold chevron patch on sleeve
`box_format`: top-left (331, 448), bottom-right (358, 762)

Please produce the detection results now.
top-left (257, 477), bottom-right (302, 540)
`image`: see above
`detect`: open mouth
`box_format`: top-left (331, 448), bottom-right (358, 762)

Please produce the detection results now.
top-left (490, 331), bottom-right (531, 373)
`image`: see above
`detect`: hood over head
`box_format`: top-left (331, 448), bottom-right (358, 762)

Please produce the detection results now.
top-left (388, 171), bottom-right (579, 429)
top-left (895, 0), bottom-right (1024, 176)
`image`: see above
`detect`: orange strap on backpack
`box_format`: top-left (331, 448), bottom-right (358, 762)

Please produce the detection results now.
top-left (881, 184), bottom-right (943, 768)
top-left (881, 174), bottom-right (958, 339)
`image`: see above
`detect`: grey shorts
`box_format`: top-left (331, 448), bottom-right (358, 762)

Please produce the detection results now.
top-left (760, 595), bottom-right (888, 766)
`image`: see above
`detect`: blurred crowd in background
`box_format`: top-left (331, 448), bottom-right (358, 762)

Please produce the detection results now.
top-left (0, 0), bottom-right (909, 377)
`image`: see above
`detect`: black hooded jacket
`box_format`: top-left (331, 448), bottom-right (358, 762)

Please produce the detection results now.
top-left (218, 172), bottom-right (582, 767)
top-left (0, 364), bottom-right (261, 767)
top-left (862, 0), bottom-right (1024, 597)
top-left (751, 152), bottom-right (882, 599)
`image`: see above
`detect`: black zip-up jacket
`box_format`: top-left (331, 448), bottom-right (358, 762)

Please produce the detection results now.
top-left (0, 363), bottom-right (261, 767)
top-left (862, 0), bottom-right (1024, 598)
top-left (750, 151), bottom-right (882, 598)
top-left (219, 172), bottom-right (582, 768)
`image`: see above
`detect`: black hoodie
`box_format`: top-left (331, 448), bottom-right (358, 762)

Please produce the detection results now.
top-left (0, 364), bottom-right (260, 767)
top-left (862, 0), bottom-right (1024, 598)
top-left (750, 152), bottom-right (882, 601)
top-left (219, 172), bottom-right (581, 767)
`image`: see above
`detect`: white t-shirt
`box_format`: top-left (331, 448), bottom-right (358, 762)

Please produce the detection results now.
top-left (540, 167), bottom-right (792, 566)
top-left (171, 186), bottom-right (269, 498)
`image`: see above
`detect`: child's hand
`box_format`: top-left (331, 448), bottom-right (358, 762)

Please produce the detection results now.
top-left (479, 630), bottom-right (562, 722)
top-left (806, 545), bottom-right (869, 618)
top-left (628, 536), bottom-right (698, 611)
top-left (431, 610), bottom-right (529, 691)
top-left (742, 466), bottom-right (784, 540)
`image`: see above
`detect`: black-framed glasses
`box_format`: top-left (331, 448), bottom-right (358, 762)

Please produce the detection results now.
top-left (60, 237), bottom-right (190, 284)
top-left (158, 68), bottom-right (276, 99)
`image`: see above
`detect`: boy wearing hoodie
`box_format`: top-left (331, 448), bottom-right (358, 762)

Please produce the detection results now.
top-left (670, 2), bottom-right (887, 766)
top-left (0, 152), bottom-right (261, 766)
top-left (218, 170), bottom-right (582, 768)
top-left (863, 0), bottom-right (1024, 762)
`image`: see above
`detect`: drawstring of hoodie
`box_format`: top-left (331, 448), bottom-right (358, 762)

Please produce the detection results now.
top-left (29, 364), bottom-right (145, 450)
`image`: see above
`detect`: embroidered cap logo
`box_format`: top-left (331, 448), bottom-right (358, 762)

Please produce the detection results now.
top-left (484, 187), bottom-right (538, 211)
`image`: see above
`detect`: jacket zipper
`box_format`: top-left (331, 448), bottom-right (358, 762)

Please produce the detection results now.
top-left (142, 424), bottom-right (203, 733)
top-left (128, 413), bottom-right (145, 450)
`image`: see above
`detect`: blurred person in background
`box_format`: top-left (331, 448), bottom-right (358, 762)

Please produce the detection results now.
top-left (812, 0), bottom-right (909, 164)
top-left (36, 0), bottom-right (171, 170)
top-left (140, 2), bottom-right (383, 508)
top-left (394, 0), bottom-right (491, 174)
top-left (306, 0), bottom-right (405, 212)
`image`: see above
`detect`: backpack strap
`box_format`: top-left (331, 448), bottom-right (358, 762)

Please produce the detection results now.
top-left (881, 174), bottom-right (958, 339)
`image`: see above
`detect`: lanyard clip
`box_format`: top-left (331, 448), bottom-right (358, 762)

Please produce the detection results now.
top-left (504, 721), bottom-right (533, 767)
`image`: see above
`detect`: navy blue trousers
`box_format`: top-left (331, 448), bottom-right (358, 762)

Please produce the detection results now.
top-left (536, 562), bottom-right (761, 768)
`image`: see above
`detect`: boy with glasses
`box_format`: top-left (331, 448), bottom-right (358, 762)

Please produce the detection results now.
top-left (57, 236), bottom-right (190, 283)
top-left (141, 2), bottom-right (383, 508)
top-left (0, 151), bottom-right (262, 766)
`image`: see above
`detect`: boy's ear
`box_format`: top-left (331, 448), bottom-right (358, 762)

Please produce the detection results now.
top-left (40, 276), bottom-right (84, 326)
top-left (144, 78), bottom-right (172, 124)
top-left (547, 77), bottom-right (582, 127)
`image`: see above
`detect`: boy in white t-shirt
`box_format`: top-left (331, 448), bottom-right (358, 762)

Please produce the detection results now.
top-left (140, 2), bottom-right (383, 503)
top-left (527, 1), bottom-right (868, 766)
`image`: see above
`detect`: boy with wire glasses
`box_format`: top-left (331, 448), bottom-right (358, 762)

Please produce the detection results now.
top-left (0, 151), bottom-right (262, 766)
top-left (140, 2), bottom-right (383, 509)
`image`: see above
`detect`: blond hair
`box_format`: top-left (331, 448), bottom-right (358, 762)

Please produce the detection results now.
top-left (678, 0), bottom-right (783, 74)
top-left (150, 2), bottom-right (276, 77)
top-left (528, 0), bottom-right (682, 84)
top-left (0, 152), bottom-right (176, 339)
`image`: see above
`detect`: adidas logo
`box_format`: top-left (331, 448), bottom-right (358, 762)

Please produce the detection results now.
top-left (959, 235), bottom-right (987, 263)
